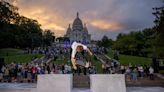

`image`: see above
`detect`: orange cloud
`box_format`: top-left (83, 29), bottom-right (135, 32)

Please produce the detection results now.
top-left (90, 20), bottom-right (122, 31)
top-left (17, 7), bottom-right (66, 37)
top-left (42, 23), bottom-right (65, 31)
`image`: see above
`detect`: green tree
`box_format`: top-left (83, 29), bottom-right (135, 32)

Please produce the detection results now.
top-left (113, 31), bottom-right (147, 56)
top-left (0, 0), bottom-right (18, 25)
top-left (43, 30), bottom-right (54, 46)
top-left (0, 0), bottom-right (47, 48)
top-left (0, 0), bottom-right (19, 48)
top-left (141, 28), bottom-right (155, 57)
top-left (153, 3), bottom-right (164, 58)
top-left (97, 35), bottom-right (113, 48)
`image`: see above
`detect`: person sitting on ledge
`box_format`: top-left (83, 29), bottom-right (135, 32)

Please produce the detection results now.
top-left (71, 41), bottom-right (93, 72)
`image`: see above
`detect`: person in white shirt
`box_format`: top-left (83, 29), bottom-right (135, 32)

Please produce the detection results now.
top-left (149, 66), bottom-right (154, 80)
top-left (71, 42), bottom-right (93, 70)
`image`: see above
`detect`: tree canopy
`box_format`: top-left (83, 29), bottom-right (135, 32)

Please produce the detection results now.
top-left (113, 29), bottom-right (155, 57)
top-left (0, 0), bottom-right (54, 48)
top-left (153, 4), bottom-right (164, 58)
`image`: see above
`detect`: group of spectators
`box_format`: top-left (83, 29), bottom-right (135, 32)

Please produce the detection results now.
top-left (102, 60), bottom-right (119, 74)
top-left (121, 65), bottom-right (155, 81)
top-left (0, 61), bottom-right (98, 83)
top-left (0, 62), bottom-right (73, 83)
top-left (0, 44), bottom-right (156, 83)
top-left (0, 45), bottom-right (98, 83)
top-left (0, 44), bottom-right (73, 83)
top-left (0, 60), bottom-right (155, 83)
top-left (102, 61), bottom-right (155, 81)
top-left (26, 46), bottom-right (70, 59)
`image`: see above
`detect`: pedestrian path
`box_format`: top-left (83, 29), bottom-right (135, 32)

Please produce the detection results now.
top-left (94, 53), bottom-right (112, 64)
top-left (0, 85), bottom-right (164, 92)
top-left (126, 76), bottom-right (164, 87)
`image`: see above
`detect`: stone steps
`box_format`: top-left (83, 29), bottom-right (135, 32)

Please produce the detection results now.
top-left (73, 75), bottom-right (90, 88)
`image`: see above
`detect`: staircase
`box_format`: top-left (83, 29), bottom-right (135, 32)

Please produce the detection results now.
top-left (73, 75), bottom-right (90, 88)
top-left (95, 54), bottom-right (112, 64)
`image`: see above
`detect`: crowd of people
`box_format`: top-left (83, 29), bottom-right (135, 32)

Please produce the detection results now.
top-left (0, 62), bottom-right (73, 83)
top-left (0, 45), bottom-right (71, 83)
top-left (0, 61), bottom-right (155, 83)
top-left (0, 61), bottom-right (98, 83)
top-left (0, 43), bottom-right (156, 83)
top-left (102, 62), bottom-right (155, 81)
top-left (122, 65), bottom-right (155, 81)
top-left (26, 45), bottom-right (70, 59)
top-left (102, 60), bottom-right (119, 74)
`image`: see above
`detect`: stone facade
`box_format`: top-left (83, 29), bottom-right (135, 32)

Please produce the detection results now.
top-left (65, 12), bottom-right (91, 44)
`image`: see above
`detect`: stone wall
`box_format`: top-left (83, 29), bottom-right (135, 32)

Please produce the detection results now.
top-left (35, 74), bottom-right (72, 92)
top-left (90, 74), bottom-right (126, 92)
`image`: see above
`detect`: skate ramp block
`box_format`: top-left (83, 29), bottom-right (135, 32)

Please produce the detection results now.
top-left (36, 74), bottom-right (72, 92)
top-left (90, 74), bottom-right (126, 92)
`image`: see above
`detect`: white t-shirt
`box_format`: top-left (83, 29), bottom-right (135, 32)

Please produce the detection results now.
top-left (139, 66), bottom-right (144, 72)
top-left (149, 67), bottom-right (154, 74)
top-left (71, 42), bottom-right (88, 58)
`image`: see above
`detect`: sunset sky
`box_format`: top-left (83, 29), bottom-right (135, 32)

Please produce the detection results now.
top-left (8, 0), bottom-right (162, 40)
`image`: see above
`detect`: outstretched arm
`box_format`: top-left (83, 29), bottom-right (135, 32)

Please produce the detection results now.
top-left (71, 48), bottom-right (77, 70)
top-left (86, 48), bottom-right (93, 56)
top-left (79, 43), bottom-right (93, 56)
top-left (71, 58), bottom-right (77, 70)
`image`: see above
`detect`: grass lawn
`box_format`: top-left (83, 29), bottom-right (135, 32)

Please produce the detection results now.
top-left (91, 56), bottom-right (103, 73)
top-left (0, 48), bottom-right (43, 64)
top-left (107, 50), bottom-right (152, 66)
top-left (0, 48), bottom-right (24, 56)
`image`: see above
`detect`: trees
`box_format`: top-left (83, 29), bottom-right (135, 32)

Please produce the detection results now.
top-left (112, 0), bottom-right (163, 58)
top-left (142, 28), bottom-right (156, 57)
top-left (97, 35), bottom-right (113, 48)
top-left (153, 4), bottom-right (164, 58)
top-left (0, 0), bottom-right (54, 48)
top-left (43, 30), bottom-right (54, 46)
top-left (0, 0), bottom-right (19, 25)
top-left (0, 0), bottom-right (19, 48)
top-left (113, 30), bottom-right (155, 57)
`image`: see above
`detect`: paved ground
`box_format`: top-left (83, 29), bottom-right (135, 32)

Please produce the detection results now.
top-left (126, 76), bottom-right (164, 87)
top-left (0, 87), bottom-right (164, 92)
top-left (0, 89), bottom-right (31, 92)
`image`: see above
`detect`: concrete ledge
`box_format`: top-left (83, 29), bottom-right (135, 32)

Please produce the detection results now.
top-left (90, 74), bottom-right (126, 92)
top-left (36, 74), bottom-right (72, 92)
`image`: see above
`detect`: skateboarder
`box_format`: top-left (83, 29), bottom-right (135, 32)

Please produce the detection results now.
top-left (71, 42), bottom-right (93, 73)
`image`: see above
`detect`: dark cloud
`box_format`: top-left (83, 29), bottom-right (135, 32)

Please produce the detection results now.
top-left (8, 0), bottom-right (163, 40)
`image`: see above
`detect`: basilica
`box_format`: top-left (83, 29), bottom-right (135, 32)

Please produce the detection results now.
top-left (64, 12), bottom-right (91, 44)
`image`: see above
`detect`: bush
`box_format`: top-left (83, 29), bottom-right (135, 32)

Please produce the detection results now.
top-left (159, 70), bottom-right (164, 75)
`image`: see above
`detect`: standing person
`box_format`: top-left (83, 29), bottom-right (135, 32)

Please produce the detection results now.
top-left (149, 66), bottom-right (154, 80)
top-left (102, 64), bottom-right (106, 74)
top-left (120, 65), bottom-right (125, 74)
top-left (4, 67), bottom-right (9, 82)
top-left (125, 67), bottom-right (131, 81)
top-left (31, 66), bottom-right (37, 82)
top-left (106, 62), bottom-right (110, 74)
top-left (139, 65), bottom-right (144, 78)
top-left (61, 64), bottom-right (65, 74)
top-left (71, 42), bottom-right (93, 74)
top-left (131, 68), bottom-right (138, 82)
top-left (144, 65), bottom-right (149, 77)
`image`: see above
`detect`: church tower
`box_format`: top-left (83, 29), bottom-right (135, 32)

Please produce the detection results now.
top-left (65, 12), bottom-right (91, 44)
